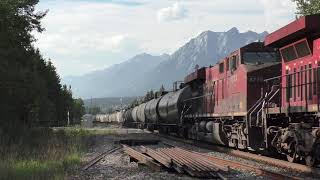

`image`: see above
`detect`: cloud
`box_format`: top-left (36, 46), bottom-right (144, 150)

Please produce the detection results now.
top-left (34, 0), bottom-right (297, 77)
top-left (34, 1), bottom-right (146, 76)
top-left (42, 0), bottom-right (145, 6)
top-left (157, 2), bottom-right (188, 22)
top-left (260, 0), bottom-right (296, 30)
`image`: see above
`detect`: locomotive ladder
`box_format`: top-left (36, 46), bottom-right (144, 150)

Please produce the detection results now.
top-left (248, 85), bottom-right (280, 127)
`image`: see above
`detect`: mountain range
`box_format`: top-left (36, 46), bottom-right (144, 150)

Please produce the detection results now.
top-left (63, 27), bottom-right (268, 98)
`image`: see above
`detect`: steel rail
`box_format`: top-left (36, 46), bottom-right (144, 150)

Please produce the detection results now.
top-left (155, 133), bottom-right (320, 177)
top-left (82, 146), bottom-right (121, 171)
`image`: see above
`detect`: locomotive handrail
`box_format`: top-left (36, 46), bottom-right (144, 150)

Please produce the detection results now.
top-left (256, 100), bottom-right (266, 126)
top-left (265, 66), bottom-right (318, 82)
top-left (183, 93), bottom-right (213, 102)
top-left (264, 75), bottom-right (281, 82)
top-left (248, 96), bottom-right (264, 114)
top-left (267, 88), bottom-right (279, 101)
top-left (248, 96), bottom-right (264, 126)
top-left (180, 104), bottom-right (192, 124)
top-left (265, 89), bottom-right (280, 107)
top-left (249, 85), bottom-right (280, 127)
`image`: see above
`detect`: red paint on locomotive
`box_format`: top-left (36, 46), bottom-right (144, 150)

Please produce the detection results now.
top-left (185, 42), bottom-right (280, 118)
top-left (265, 14), bottom-right (320, 113)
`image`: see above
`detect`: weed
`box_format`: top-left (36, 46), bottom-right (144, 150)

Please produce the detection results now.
top-left (0, 128), bottom-right (94, 180)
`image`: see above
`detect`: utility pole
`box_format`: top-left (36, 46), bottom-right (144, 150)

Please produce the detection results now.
top-left (90, 96), bottom-right (93, 114)
top-left (67, 110), bottom-right (70, 126)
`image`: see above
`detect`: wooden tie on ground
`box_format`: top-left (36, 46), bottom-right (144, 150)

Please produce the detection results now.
top-left (122, 144), bottom-right (163, 171)
top-left (122, 145), bottom-right (228, 179)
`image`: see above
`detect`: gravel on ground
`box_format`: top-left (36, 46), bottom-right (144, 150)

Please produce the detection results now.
top-left (67, 127), bottom-right (319, 180)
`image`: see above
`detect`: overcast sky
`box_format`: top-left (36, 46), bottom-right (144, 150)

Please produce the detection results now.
top-left (35, 0), bottom-right (297, 77)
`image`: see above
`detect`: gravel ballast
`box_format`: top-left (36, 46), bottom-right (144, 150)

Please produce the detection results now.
top-left (68, 128), bottom-right (319, 180)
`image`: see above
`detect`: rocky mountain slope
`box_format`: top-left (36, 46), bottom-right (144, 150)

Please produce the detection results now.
top-left (64, 28), bottom-right (268, 98)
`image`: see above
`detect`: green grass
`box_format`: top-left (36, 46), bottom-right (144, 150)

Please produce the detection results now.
top-left (58, 127), bottom-right (121, 136)
top-left (0, 127), bottom-right (96, 180)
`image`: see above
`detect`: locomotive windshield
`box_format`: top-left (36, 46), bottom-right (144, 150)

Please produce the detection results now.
top-left (243, 52), bottom-right (279, 64)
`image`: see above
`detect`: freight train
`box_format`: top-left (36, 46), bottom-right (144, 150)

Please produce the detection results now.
top-left (121, 14), bottom-right (320, 166)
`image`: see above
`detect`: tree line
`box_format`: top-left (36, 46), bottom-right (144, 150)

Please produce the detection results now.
top-left (0, 0), bottom-right (85, 133)
top-left (128, 85), bottom-right (166, 108)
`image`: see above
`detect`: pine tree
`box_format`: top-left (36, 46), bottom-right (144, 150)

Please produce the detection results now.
top-left (0, 0), bottom-right (85, 132)
top-left (292, 0), bottom-right (320, 16)
top-left (150, 90), bottom-right (154, 99)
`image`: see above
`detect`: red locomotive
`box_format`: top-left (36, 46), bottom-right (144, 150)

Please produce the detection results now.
top-left (122, 14), bottom-right (320, 166)
top-left (183, 42), bottom-right (280, 150)
top-left (264, 14), bottom-right (320, 165)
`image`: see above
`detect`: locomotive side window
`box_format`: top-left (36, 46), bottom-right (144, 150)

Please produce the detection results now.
top-left (281, 46), bottom-right (297, 62)
top-left (243, 52), bottom-right (278, 64)
top-left (295, 40), bottom-right (311, 58)
top-left (219, 62), bottom-right (224, 73)
top-left (230, 55), bottom-right (237, 70)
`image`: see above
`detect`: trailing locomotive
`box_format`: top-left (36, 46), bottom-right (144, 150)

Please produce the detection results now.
top-left (122, 14), bottom-right (320, 166)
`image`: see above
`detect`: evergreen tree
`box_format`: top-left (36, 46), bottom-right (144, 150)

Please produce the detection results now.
top-left (292, 0), bottom-right (320, 15)
top-left (150, 90), bottom-right (154, 99)
top-left (71, 98), bottom-right (85, 124)
top-left (0, 0), bottom-right (84, 133)
top-left (145, 91), bottom-right (150, 101)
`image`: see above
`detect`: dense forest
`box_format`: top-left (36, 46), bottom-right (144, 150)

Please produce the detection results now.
top-left (0, 0), bottom-right (85, 133)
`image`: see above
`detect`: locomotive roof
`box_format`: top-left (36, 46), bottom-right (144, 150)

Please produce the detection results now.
top-left (184, 67), bottom-right (206, 84)
top-left (239, 42), bottom-right (274, 52)
top-left (265, 14), bottom-right (320, 48)
top-left (216, 42), bottom-right (275, 65)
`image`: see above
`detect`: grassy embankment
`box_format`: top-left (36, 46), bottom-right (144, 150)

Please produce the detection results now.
top-left (0, 127), bottom-right (106, 180)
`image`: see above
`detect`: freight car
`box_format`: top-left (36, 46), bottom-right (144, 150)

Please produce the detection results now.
top-left (94, 114), bottom-right (109, 123)
top-left (94, 111), bottom-right (124, 124)
top-left (122, 14), bottom-right (320, 166)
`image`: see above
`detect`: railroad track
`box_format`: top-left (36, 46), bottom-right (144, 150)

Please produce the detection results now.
top-left (82, 146), bottom-right (122, 171)
top-left (154, 133), bottom-right (320, 178)
top-left (122, 138), bottom-right (296, 179)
